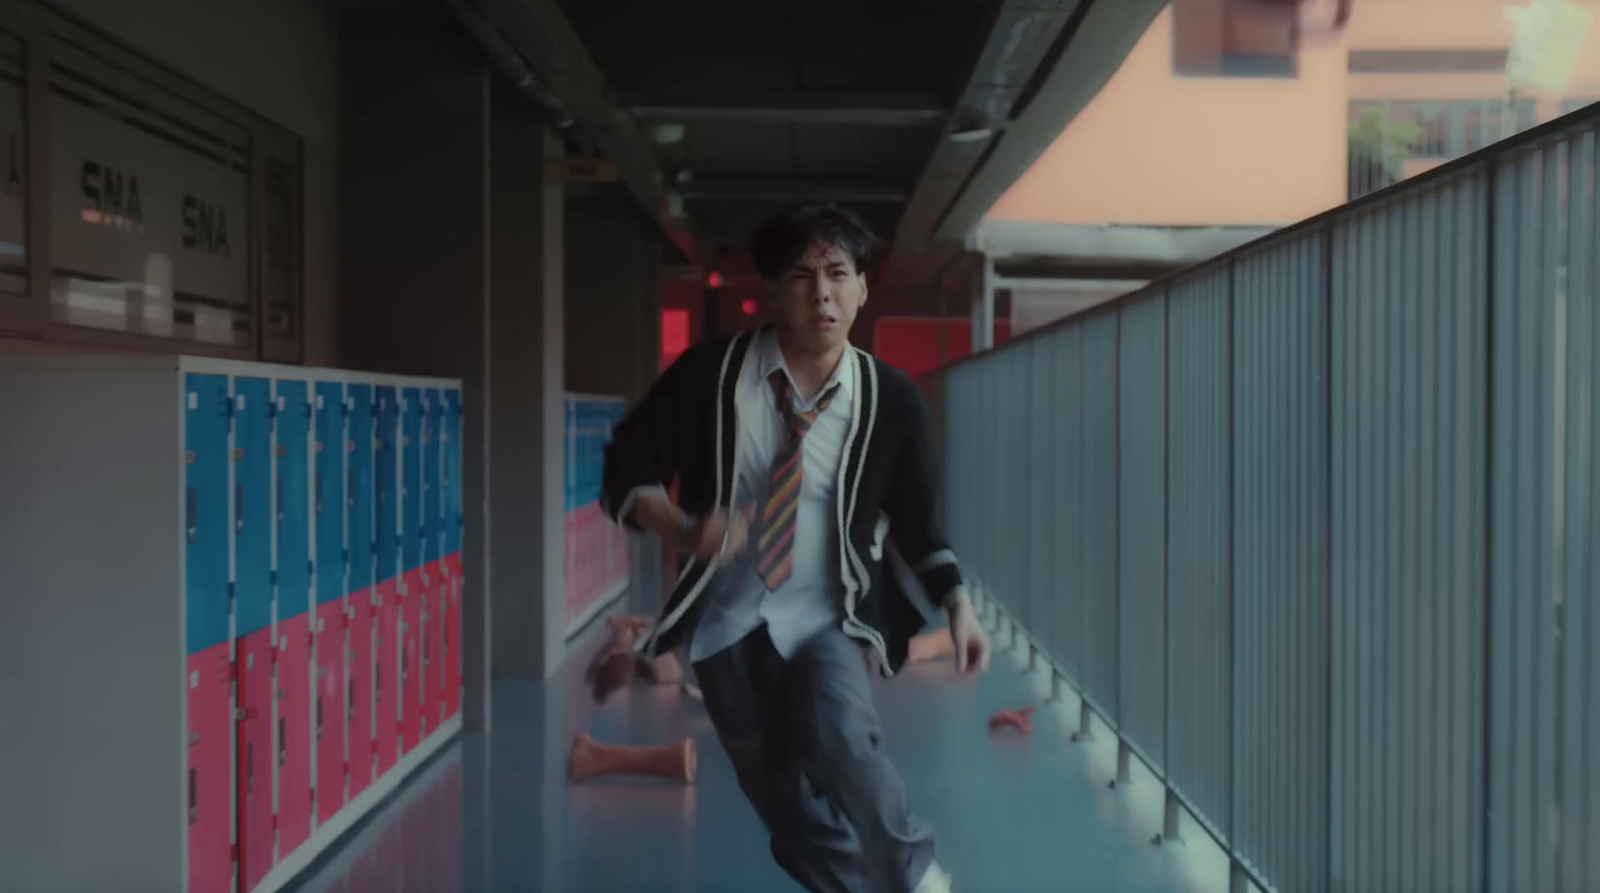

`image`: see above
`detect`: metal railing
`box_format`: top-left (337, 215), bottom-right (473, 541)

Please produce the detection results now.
top-left (931, 100), bottom-right (1600, 893)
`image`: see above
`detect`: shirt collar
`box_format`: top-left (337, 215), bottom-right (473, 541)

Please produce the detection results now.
top-left (757, 325), bottom-right (854, 410)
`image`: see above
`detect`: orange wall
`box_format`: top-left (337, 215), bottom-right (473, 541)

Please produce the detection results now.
top-left (988, 7), bottom-right (1351, 228)
top-left (989, 0), bottom-right (1600, 229)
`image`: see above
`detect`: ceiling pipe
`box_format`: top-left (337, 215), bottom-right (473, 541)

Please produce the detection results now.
top-left (446, 0), bottom-right (577, 133)
top-left (446, 0), bottom-right (694, 261)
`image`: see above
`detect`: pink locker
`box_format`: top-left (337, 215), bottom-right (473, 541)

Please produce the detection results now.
top-left (236, 630), bottom-right (276, 893)
top-left (443, 554), bottom-right (463, 719)
top-left (277, 618), bottom-right (314, 858)
top-left (315, 600), bottom-right (347, 824)
top-left (429, 570), bottom-right (448, 728)
top-left (399, 569), bottom-right (423, 752)
top-left (347, 594), bottom-right (375, 799)
top-left (374, 578), bottom-right (400, 777)
top-left (186, 644), bottom-right (232, 893)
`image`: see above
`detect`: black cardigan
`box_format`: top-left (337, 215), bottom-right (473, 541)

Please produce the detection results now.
top-left (600, 327), bottom-right (966, 676)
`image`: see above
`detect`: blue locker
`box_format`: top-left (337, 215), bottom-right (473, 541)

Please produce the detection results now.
top-left (185, 374), bottom-right (232, 656)
top-left (314, 383), bottom-right (346, 606)
top-left (401, 388), bottom-right (423, 574)
top-left (374, 388), bottom-right (398, 587)
top-left (443, 391), bottom-right (462, 558)
top-left (347, 385), bottom-right (375, 596)
top-left (276, 380), bottom-right (312, 611)
top-left (184, 373), bottom-right (231, 893)
top-left (234, 378), bottom-right (274, 637)
top-left (423, 390), bottom-right (441, 566)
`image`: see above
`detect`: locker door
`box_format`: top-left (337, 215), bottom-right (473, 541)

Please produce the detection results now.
top-left (373, 386), bottom-right (400, 777)
top-left (185, 373), bottom-right (233, 893)
top-left (423, 390), bottom-right (444, 729)
top-left (441, 390), bottom-right (463, 719)
top-left (233, 376), bottom-right (276, 893)
top-left (399, 387), bottom-right (422, 752)
top-left (346, 385), bottom-right (376, 798)
top-left (313, 381), bottom-right (349, 825)
top-left (274, 380), bottom-right (314, 858)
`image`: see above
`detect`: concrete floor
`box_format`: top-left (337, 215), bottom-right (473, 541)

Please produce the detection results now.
top-left (284, 615), bottom-right (1232, 893)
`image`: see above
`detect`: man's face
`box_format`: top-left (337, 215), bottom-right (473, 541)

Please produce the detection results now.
top-left (770, 239), bottom-right (868, 356)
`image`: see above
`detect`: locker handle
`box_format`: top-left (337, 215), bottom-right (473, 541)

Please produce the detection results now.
top-left (279, 718), bottom-right (286, 767)
top-left (187, 488), bottom-right (197, 543)
top-left (236, 482), bottom-right (244, 531)
top-left (277, 476), bottom-right (284, 524)
top-left (315, 469), bottom-right (323, 516)
top-left (188, 768), bottom-right (197, 825)
top-left (316, 694), bottom-right (324, 742)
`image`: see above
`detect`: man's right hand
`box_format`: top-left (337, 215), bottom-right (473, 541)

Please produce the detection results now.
top-left (631, 490), bottom-right (750, 562)
top-left (680, 507), bottom-right (751, 562)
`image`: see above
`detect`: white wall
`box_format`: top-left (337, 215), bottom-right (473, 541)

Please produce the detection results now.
top-left (52, 0), bottom-right (342, 365)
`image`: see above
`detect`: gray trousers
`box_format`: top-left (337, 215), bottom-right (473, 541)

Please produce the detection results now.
top-left (693, 625), bottom-right (936, 893)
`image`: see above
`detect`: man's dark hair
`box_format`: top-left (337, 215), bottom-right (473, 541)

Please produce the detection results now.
top-left (749, 204), bottom-right (883, 281)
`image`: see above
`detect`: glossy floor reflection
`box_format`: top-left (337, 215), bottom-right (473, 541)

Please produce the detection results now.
top-left (284, 617), bottom-right (1228, 893)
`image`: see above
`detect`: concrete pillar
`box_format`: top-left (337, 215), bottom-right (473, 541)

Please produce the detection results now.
top-left (565, 194), bottom-right (665, 616)
top-left (340, 9), bottom-right (498, 727)
top-left (565, 195), bottom-right (662, 402)
top-left (340, 7), bottom-right (575, 725)
top-left (488, 92), bottom-right (566, 680)
top-left (972, 253), bottom-right (995, 354)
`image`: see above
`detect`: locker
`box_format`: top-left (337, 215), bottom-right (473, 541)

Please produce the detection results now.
top-left (185, 373), bottom-right (233, 893)
top-left (424, 391), bottom-right (445, 724)
top-left (399, 388), bottom-right (423, 752)
top-left (233, 377), bottom-right (277, 893)
top-left (346, 384), bottom-right (376, 799)
top-left (274, 379), bottom-right (314, 858)
top-left (442, 390), bottom-right (463, 719)
top-left (3, 355), bottom-right (465, 893)
top-left (313, 381), bottom-right (348, 825)
top-left (373, 386), bottom-right (400, 777)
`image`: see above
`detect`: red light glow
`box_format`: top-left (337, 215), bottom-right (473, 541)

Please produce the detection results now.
top-left (740, 299), bottom-right (758, 316)
top-left (707, 270), bottom-right (724, 289)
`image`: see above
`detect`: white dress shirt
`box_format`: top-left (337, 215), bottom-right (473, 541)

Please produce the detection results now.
top-left (688, 327), bottom-right (854, 663)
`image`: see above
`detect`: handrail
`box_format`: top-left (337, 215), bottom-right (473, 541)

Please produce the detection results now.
top-left (933, 100), bottom-right (1600, 893)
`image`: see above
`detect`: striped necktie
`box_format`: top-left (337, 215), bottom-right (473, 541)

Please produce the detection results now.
top-left (756, 371), bottom-right (838, 592)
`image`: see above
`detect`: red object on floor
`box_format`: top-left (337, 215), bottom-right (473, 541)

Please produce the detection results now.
top-left (988, 705), bottom-right (1035, 735)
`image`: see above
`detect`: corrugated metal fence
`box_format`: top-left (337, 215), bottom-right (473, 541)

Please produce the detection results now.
top-left (934, 104), bottom-right (1600, 893)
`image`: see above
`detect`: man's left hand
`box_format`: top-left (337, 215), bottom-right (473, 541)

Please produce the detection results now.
top-left (945, 593), bottom-right (991, 675)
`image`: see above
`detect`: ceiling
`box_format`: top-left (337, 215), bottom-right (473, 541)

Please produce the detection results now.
top-left (457, 0), bottom-right (1169, 291)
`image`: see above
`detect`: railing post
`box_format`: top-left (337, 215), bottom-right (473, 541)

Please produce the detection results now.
top-left (1162, 788), bottom-right (1183, 844)
top-left (1070, 699), bottom-right (1093, 743)
top-left (1229, 860), bottom-right (1252, 893)
top-left (1108, 739), bottom-right (1131, 789)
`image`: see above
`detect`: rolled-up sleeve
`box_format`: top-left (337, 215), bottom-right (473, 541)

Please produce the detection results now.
top-left (602, 348), bottom-right (698, 530)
